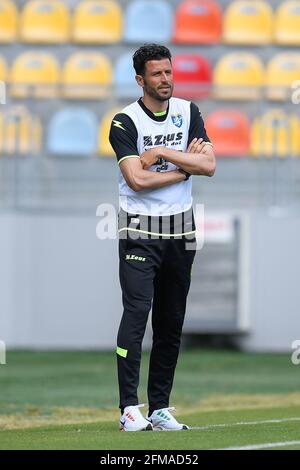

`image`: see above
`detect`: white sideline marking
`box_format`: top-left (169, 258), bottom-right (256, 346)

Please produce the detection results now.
top-left (190, 416), bottom-right (300, 431)
top-left (220, 440), bottom-right (300, 450)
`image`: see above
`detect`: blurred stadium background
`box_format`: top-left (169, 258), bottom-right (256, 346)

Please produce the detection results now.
top-left (0, 0), bottom-right (299, 352)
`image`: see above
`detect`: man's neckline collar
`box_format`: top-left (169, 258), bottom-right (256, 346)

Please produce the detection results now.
top-left (138, 98), bottom-right (170, 122)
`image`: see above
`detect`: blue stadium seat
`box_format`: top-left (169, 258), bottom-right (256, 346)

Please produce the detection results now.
top-left (124, 0), bottom-right (172, 43)
top-left (47, 108), bottom-right (98, 156)
top-left (114, 52), bottom-right (140, 99)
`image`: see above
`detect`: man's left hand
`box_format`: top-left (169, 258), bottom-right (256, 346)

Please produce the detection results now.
top-left (140, 147), bottom-right (165, 169)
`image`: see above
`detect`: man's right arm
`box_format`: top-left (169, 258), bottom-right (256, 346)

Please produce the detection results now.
top-left (109, 113), bottom-right (185, 192)
top-left (119, 157), bottom-right (186, 192)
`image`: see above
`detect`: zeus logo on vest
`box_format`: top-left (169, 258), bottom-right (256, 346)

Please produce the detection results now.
top-left (143, 133), bottom-right (183, 147)
top-left (156, 157), bottom-right (168, 172)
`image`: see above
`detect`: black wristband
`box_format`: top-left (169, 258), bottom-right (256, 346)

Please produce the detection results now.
top-left (179, 169), bottom-right (191, 181)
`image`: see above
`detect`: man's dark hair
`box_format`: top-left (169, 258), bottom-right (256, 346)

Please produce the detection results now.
top-left (133, 44), bottom-right (172, 76)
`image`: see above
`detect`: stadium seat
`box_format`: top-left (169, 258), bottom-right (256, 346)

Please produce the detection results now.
top-left (266, 53), bottom-right (300, 101)
top-left (0, 56), bottom-right (7, 83)
top-left (223, 0), bottom-right (273, 45)
top-left (213, 53), bottom-right (264, 100)
top-left (73, 0), bottom-right (122, 43)
top-left (62, 52), bottom-right (112, 99)
top-left (173, 54), bottom-right (212, 99)
top-left (20, 0), bottom-right (70, 43)
top-left (0, 0), bottom-right (17, 43)
top-left (10, 52), bottom-right (60, 98)
top-left (173, 0), bottom-right (222, 44)
top-left (251, 109), bottom-right (300, 158)
top-left (275, 0), bottom-right (300, 45)
top-left (114, 52), bottom-right (140, 99)
top-left (206, 109), bottom-right (250, 157)
top-left (3, 111), bottom-right (16, 155)
top-left (1, 106), bottom-right (42, 155)
top-left (47, 108), bottom-right (98, 156)
top-left (98, 108), bottom-right (120, 156)
top-left (124, 0), bottom-right (172, 43)
top-left (31, 117), bottom-right (43, 154)
top-left (18, 110), bottom-right (42, 155)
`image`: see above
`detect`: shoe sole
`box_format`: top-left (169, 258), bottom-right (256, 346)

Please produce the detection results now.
top-left (120, 423), bottom-right (153, 432)
top-left (152, 424), bottom-right (189, 431)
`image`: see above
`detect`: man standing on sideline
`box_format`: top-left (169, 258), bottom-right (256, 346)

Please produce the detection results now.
top-left (109, 44), bottom-right (216, 432)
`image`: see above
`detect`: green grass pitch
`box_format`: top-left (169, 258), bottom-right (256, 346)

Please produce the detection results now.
top-left (0, 350), bottom-right (299, 450)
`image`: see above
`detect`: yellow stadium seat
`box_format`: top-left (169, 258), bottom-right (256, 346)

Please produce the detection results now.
top-left (251, 109), bottom-right (300, 158)
top-left (3, 107), bottom-right (25, 154)
top-left (0, 55), bottom-right (7, 82)
top-left (0, 0), bottom-right (17, 43)
top-left (5, 115), bottom-right (16, 155)
top-left (0, 60), bottom-right (6, 112)
top-left (98, 108), bottom-right (120, 156)
top-left (10, 51), bottom-right (60, 98)
top-left (266, 53), bottom-right (300, 101)
top-left (30, 116), bottom-right (42, 154)
top-left (73, 0), bottom-right (122, 44)
top-left (1, 107), bottom-right (42, 155)
top-left (223, 0), bottom-right (273, 45)
top-left (214, 53), bottom-right (264, 100)
top-left (62, 52), bottom-right (112, 99)
top-left (275, 0), bottom-right (300, 45)
top-left (20, 0), bottom-right (70, 43)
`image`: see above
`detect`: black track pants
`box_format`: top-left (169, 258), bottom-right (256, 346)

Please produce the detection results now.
top-left (117, 234), bottom-right (196, 412)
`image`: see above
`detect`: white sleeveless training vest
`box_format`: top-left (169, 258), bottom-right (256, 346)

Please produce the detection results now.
top-left (119, 97), bottom-right (192, 216)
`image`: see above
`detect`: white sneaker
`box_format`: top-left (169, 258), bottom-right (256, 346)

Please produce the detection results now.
top-left (147, 407), bottom-right (189, 431)
top-left (119, 404), bottom-right (153, 432)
